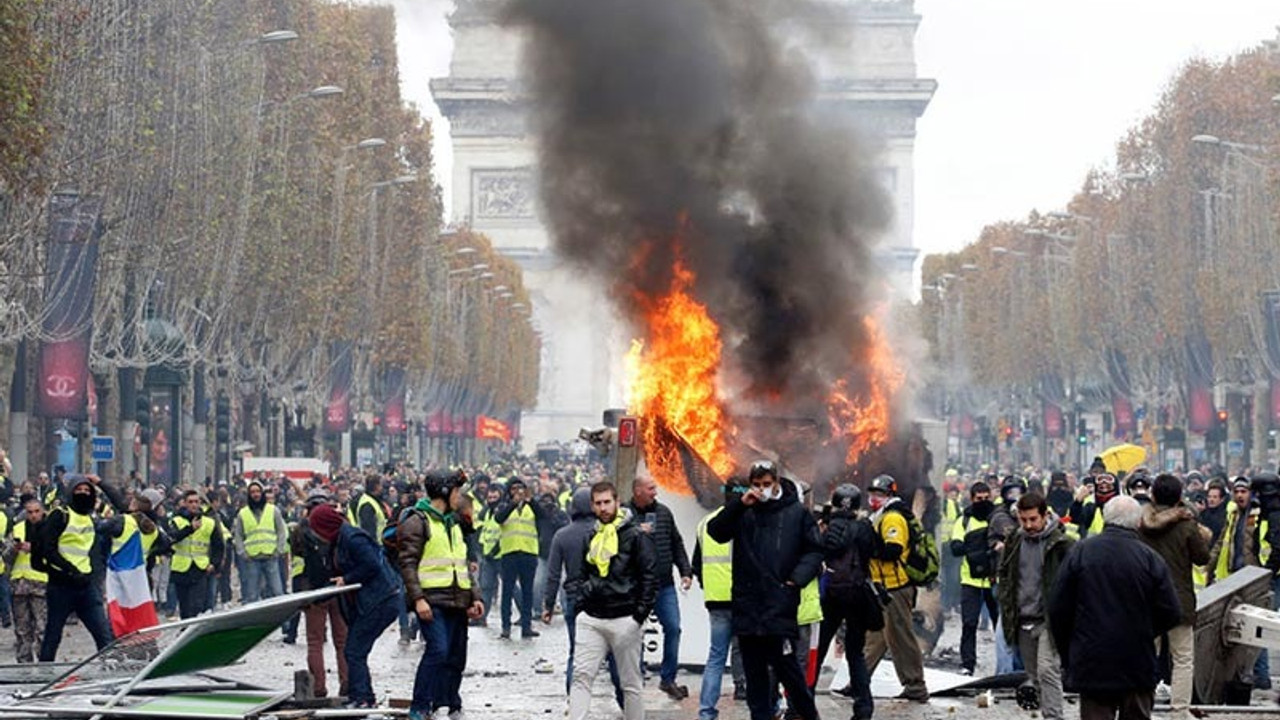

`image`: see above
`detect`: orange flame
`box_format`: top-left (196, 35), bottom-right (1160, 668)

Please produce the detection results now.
top-left (827, 315), bottom-right (904, 465)
top-left (625, 257), bottom-right (735, 493)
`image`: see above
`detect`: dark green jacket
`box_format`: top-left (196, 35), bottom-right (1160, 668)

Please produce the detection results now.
top-left (996, 518), bottom-right (1075, 646)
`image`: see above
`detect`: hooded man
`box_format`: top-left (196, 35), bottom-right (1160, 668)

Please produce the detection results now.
top-left (566, 482), bottom-right (656, 720)
top-left (1070, 472), bottom-right (1120, 539)
top-left (544, 487), bottom-right (625, 708)
top-left (233, 479), bottom-right (287, 604)
top-left (1046, 472), bottom-right (1073, 520)
top-left (309, 502), bottom-right (403, 710)
top-left (1139, 474), bottom-right (1212, 720)
top-left (292, 492), bottom-right (348, 699)
top-left (397, 471), bottom-right (484, 720)
top-left (707, 461), bottom-right (824, 720)
top-left (33, 474), bottom-right (130, 659)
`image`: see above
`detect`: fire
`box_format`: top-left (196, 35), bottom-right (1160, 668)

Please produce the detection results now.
top-left (827, 315), bottom-right (904, 465)
top-left (625, 257), bottom-right (735, 493)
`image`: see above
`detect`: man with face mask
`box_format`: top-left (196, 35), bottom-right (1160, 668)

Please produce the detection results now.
top-left (233, 479), bottom-right (287, 604)
top-left (950, 481), bottom-right (998, 676)
top-left (864, 474), bottom-right (930, 703)
top-left (1046, 472), bottom-right (1073, 520)
top-left (33, 474), bottom-right (130, 660)
top-left (1069, 472), bottom-right (1120, 539)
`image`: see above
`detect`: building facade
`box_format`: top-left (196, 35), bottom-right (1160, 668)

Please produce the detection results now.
top-left (432, 0), bottom-right (933, 447)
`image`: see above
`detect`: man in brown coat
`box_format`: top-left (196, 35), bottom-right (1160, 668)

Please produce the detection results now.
top-left (1139, 473), bottom-right (1212, 720)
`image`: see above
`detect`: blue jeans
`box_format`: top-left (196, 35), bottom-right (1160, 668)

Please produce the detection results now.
top-left (500, 553), bottom-right (537, 634)
top-left (412, 607), bottom-right (469, 713)
top-left (241, 556), bottom-right (283, 604)
top-left (479, 558), bottom-right (500, 623)
top-left (651, 584), bottom-right (682, 684)
top-left (700, 608), bottom-right (734, 720)
top-left (0, 575), bottom-right (12, 625)
top-left (345, 600), bottom-right (398, 705)
top-left (563, 597), bottom-right (624, 707)
top-left (40, 581), bottom-right (114, 661)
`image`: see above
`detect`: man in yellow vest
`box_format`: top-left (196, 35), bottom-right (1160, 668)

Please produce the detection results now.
top-left (397, 470), bottom-right (483, 720)
top-left (494, 477), bottom-right (542, 639)
top-left (233, 479), bottom-right (287, 604)
top-left (356, 476), bottom-right (389, 541)
top-left (7, 494), bottom-right (47, 662)
top-left (33, 474), bottom-right (125, 659)
top-left (475, 483), bottom-right (504, 627)
top-left (939, 480), bottom-right (964, 612)
top-left (693, 478), bottom-right (749, 720)
top-left (167, 489), bottom-right (226, 618)
top-left (706, 461), bottom-right (823, 720)
top-left (950, 480), bottom-right (999, 676)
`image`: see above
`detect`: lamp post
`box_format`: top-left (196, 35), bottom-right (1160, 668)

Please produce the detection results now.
top-left (330, 138), bottom-right (388, 273)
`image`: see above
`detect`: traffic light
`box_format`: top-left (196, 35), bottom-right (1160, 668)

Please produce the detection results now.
top-left (135, 395), bottom-right (151, 445)
top-left (1209, 409), bottom-right (1228, 443)
top-left (215, 394), bottom-right (230, 444)
top-left (1077, 418), bottom-right (1088, 446)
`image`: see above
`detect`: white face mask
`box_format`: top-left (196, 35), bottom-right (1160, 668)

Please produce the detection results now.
top-left (759, 484), bottom-right (782, 502)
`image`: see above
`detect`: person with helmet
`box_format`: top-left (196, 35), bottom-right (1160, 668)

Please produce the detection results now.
top-left (811, 482), bottom-right (877, 720)
top-left (1069, 472), bottom-right (1120, 539)
top-left (494, 477), bottom-right (542, 639)
top-left (706, 461), bottom-right (823, 720)
top-left (1126, 470), bottom-right (1153, 505)
top-left (7, 494), bottom-right (47, 663)
top-left (397, 470), bottom-right (484, 720)
top-left (863, 474), bottom-right (929, 703)
top-left (290, 491), bottom-right (348, 699)
top-left (32, 474), bottom-right (131, 660)
top-left (693, 478), bottom-right (750, 720)
top-left (543, 487), bottom-right (625, 711)
top-left (233, 479), bottom-right (287, 604)
top-left (950, 481), bottom-right (998, 676)
top-left (997, 492), bottom-right (1075, 720)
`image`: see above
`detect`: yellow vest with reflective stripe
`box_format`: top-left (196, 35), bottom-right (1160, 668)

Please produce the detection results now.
top-left (951, 514), bottom-right (993, 589)
top-left (419, 513), bottom-right (471, 589)
top-left (698, 508), bottom-right (732, 603)
top-left (10, 521), bottom-right (46, 583)
top-left (499, 504), bottom-right (538, 557)
top-left (0, 513), bottom-right (7, 574)
top-left (239, 504), bottom-right (279, 558)
top-left (111, 514), bottom-right (139, 556)
top-left (291, 555), bottom-right (305, 578)
top-left (141, 526), bottom-right (158, 557)
top-left (357, 494), bottom-right (388, 541)
top-left (477, 508), bottom-right (501, 556)
top-left (58, 509), bottom-right (95, 575)
top-left (797, 578), bottom-right (823, 625)
top-left (171, 515), bottom-right (215, 572)
top-left (1214, 503), bottom-right (1268, 581)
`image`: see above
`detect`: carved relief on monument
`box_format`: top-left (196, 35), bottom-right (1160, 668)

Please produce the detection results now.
top-left (471, 168), bottom-right (537, 220)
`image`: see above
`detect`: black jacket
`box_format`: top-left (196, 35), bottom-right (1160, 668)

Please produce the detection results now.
top-left (625, 498), bottom-right (692, 587)
top-left (535, 493), bottom-right (569, 560)
top-left (573, 509), bottom-right (658, 623)
top-left (1049, 525), bottom-right (1181, 694)
top-left (543, 490), bottom-right (595, 613)
top-left (707, 481), bottom-right (824, 637)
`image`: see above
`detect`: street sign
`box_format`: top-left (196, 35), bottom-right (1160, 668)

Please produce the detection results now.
top-left (91, 435), bottom-right (115, 462)
top-left (618, 417), bottom-right (638, 447)
top-left (1228, 439), bottom-right (1245, 457)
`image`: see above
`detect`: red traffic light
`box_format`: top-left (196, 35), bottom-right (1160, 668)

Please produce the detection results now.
top-left (1217, 410), bottom-right (1229, 422)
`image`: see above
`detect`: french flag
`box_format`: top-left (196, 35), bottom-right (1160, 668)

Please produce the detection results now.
top-left (106, 530), bottom-right (159, 636)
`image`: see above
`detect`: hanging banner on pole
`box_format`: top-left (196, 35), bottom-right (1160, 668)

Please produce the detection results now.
top-left (323, 342), bottom-right (353, 434)
top-left (37, 192), bottom-right (103, 420)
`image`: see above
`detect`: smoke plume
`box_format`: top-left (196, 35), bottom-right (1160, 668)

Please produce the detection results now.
top-left (506, 0), bottom-right (892, 415)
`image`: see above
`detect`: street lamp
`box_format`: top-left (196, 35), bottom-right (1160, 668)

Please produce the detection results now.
top-left (256, 30), bottom-right (299, 45)
top-left (455, 247), bottom-right (477, 256)
top-left (1192, 134), bottom-right (1221, 146)
top-left (303, 85), bottom-right (344, 99)
top-left (353, 137), bottom-right (387, 151)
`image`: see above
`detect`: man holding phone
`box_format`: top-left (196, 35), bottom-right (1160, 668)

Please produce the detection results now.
top-left (167, 490), bottom-right (226, 619)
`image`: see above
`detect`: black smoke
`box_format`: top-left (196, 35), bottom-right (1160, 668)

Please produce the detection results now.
top-left (505, 0), bottom-right (892, 415)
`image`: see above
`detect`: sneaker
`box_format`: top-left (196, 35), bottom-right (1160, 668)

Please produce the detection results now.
top-left (960, 668), bottom-right (974, 677)
top-left (659, 681), bottom-right (687, 701)
top-left (499, 630), bottom-right (511, 640)
top-left (398, 637), bottom-right (412, 647)
top-left (522, 629), bottom-right (540, 639)
top-left (831, 684), bottom-right (854, 698)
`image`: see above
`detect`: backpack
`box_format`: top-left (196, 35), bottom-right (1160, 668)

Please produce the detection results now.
top-left (894, 507), bottom-right (940, 587)
top-left (382, 506), bottom-right (420, 561)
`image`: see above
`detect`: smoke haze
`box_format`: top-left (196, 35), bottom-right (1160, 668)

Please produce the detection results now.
top-left (506, 0), bottom-right (892, 416)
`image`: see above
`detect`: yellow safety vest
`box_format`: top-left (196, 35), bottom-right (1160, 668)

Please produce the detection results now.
top-left (141, 526), bottom-right (158, 557)
top-left (111, 514), bottom-right (139, 556)
top-left (499, 504), bottom-right (538, 557)
top-left (477, 509), bottom-right (501, 557)
top-left (0, 512), bottom-right (7, 574)
top-left (58, 509), bottom-right (95, 575)
top-left (357, 494), bottom-right (388, 540)
top-left (418, 513), bottom-right (471, 589)
top-left (10, 521), bottom-right (46, 583)
top-left (951, 514), bottom-right (993, 589)
top-left (943, 498), bottom-right (962, 525)
top-left (1079, 497), bottom-right (1106, 538)
top-left (697, 508), bottom-right (733, 603)
top-left (291, 555), bottom-right (305, 579)
top-left (42, 486), bottom-right (59, 509)
top-left (239, 504), bottom-right (279, 558)
top-left (1214, 504), bottom-right (1269, 581)
top-left (797, 578), bottom-right (823, 625)
top-left (171, 515), bottom-right (215, 573)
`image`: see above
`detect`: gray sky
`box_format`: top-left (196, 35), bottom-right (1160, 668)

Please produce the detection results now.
top-left (386, 0), bottom-right (1280, 258)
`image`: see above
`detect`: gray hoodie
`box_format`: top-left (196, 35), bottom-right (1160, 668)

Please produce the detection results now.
top-left (542, 488), bottom-right (595, 613)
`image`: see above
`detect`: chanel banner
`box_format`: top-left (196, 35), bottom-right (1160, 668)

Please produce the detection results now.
top-left (36, 193), bottom-right (103, 420)
top-left (381, 367), bottom-right (406, 433)
top-left (323, 342), bottom-right (353, 434)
